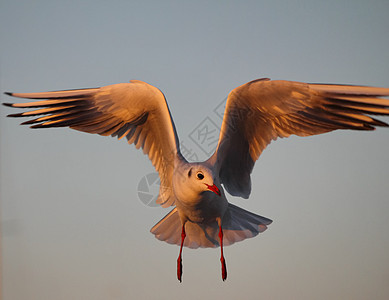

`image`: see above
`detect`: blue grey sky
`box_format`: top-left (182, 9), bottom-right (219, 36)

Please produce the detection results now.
top-left (1, 1), bottom-right (389, 299)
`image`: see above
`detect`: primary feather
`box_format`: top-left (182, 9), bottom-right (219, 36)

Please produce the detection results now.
top-left (209, 79), bottom-right (389, 198)
top-left (4, 80), bottom-right (181, 207)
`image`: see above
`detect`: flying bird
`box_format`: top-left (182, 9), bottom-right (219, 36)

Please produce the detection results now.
top-left (4, 78), bottom-right (389, 282)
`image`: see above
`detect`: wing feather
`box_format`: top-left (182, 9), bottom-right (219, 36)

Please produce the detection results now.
top-left (4, 80), bottom-right (182, 207)
top-left (209, 79), bottom-right (389, 198)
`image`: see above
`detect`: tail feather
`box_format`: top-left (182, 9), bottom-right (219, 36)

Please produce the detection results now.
top-left (151, 208), bottom-right (181, 245)
top-left (222, 203), bottom-right (272, 246)
top-left (150, 204), bottom-right (272, 249)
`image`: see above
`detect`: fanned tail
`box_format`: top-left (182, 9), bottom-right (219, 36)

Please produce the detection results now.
top-left (150, 204), bottom-right (272, 249)
top-left (222, 203), bottom-right (272, 246)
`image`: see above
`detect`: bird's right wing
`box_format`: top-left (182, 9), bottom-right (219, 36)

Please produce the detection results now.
top-left (209, 78), bottom-right (389, 199)
top-left (4, 80), bottom-right (182, 207)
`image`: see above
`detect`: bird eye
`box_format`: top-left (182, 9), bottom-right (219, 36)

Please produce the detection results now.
top-left (196, 172), bottom-right (204, 180)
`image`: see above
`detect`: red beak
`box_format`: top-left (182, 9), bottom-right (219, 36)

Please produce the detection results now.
top-left (205, 183), bottom-right (221, 196)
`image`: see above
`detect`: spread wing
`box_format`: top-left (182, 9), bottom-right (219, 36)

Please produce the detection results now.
top-left (4, 80), bottom-right (182, 207)
top-left (209, 78), bottom-right (389, 198)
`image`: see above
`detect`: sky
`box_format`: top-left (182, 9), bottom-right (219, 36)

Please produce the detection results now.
top-left (1, 1), bottom-right (389, 299)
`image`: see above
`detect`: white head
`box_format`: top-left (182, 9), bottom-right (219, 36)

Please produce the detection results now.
top-left (173, 163), bottom-right (221, 204)
top-left (187, 166), bottom-right (221, 196)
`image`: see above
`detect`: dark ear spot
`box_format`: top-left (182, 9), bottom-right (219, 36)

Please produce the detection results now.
top-left (188, 168), bottom-right (192, 177)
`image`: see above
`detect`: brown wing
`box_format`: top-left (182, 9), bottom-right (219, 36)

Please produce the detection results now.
top-left (4, 80), bottom-right (182, 207)
top-left (209, 78), bottom-right (389, 198)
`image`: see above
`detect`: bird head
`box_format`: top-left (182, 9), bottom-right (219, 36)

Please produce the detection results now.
top-left (186, 166), bottom-right (221, 197)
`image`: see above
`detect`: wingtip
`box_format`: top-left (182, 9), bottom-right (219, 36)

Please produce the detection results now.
top-left (3, 93), bottom-right (14, 107)
top-left (6, 112), bottom-right (23, 117)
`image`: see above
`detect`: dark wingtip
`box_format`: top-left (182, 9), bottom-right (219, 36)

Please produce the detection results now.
top-left (4, 92), bottom-right (13, 96)
top-left (7, 113), bottom-right (24, 117)
top-left (20, 119), bottom-right (34, 125)
top-left (2, 102), bottom-right (14, 107)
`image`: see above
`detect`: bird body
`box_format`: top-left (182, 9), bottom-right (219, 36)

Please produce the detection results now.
top-left (4, 78), bottom-right (389, 281)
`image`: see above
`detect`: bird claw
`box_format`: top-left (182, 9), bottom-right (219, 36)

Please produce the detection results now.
top-left (177, 256), bottom-right (183, 282)
top-left (221, 256), bottom-right (227, 281)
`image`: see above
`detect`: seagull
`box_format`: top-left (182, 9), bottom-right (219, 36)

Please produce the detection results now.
top-left (4, 78), bottom-right (389, 282)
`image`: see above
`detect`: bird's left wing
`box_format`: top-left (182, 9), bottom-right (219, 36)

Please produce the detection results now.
top-left (209, 78), bottom-right (389, 198)
top-left (4, 80), bottom-right (181, 207)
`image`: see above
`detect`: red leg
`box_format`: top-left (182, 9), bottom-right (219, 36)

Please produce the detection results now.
top-left (219, 225), bottom-right (227, 281)
top-left (177, 224), bottom-right (186, 282)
